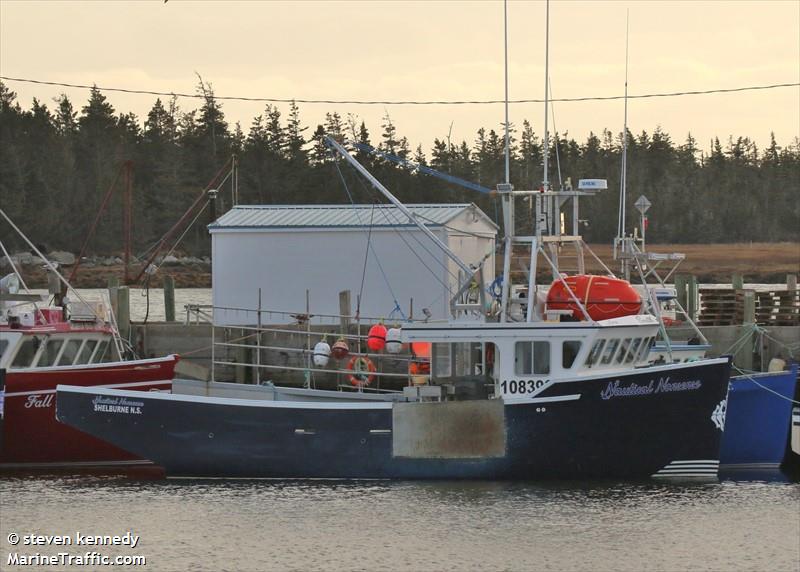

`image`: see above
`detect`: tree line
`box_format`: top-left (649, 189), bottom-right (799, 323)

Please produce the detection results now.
top-left (1, 80), bottom-right (797, 259)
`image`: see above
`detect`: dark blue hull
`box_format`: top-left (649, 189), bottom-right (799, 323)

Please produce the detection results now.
top-left (56, 359), bottom-right (732, 480)
top-left (720, 365), bottom-right (798, 472)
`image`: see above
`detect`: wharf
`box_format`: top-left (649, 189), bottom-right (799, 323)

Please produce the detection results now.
top-left (120, 273), bottom-right (799, 386)
top-left (131, 321), bottom-right (799, 387)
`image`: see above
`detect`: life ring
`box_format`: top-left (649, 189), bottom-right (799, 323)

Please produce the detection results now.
top-left (347, 356), bottom-right (377, 386)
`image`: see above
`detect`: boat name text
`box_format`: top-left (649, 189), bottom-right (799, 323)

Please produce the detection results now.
top-left (600, 377), bottom-right (702, 400)
top-left (92, 396), bottom-right (144, 415)
top-left (24, 394), bottom-right (54, 409)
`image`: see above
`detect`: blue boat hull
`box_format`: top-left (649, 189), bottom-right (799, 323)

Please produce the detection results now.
top-left (56, 359), bottom-right (732, 480)
top-left (720, 365), bottom-right (798, 472)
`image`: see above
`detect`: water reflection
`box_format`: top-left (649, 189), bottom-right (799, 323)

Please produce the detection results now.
top-left (2, 475), bottom-right (797, 571)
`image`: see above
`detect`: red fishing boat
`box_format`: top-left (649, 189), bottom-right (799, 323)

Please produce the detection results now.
top-left (0, 292), bottom-right (178, 473)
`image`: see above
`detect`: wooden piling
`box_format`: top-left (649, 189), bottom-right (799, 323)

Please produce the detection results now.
top-left (735, 323), bottom-right (755, 371)
top-left (675, 275), bottom-right (688, 313)
top-left (107, 278), bottom-right (119, 328)
top-left (742, 290), bottom-right (756, 324)
top-left (339, 290), bottom-right (351, 336)
top-left (788, 274), bottom-right (797, 292)
top-left (163, 275), bottom-right (176, 322)
top-left (117, 286), bottom-right (131, 340)
top-left (732, 274), bottom-right (744, 290)
top-left (687, 275), bottom-right (698, 321)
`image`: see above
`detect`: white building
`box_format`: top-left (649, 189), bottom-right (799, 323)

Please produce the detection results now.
top-left (209, 204), bottom-right (497, 325)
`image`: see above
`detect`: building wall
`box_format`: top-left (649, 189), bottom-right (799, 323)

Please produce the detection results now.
top-left (211, 226), bottom-right (495, 326)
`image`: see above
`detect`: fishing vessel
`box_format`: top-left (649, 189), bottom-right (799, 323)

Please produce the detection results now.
top-left (55, 137), bottom-right (732, 480)
top-left (0, 213), bottom-right (178, 473)
top-left (606, 23), bottom-right (798, 477)
top-left (55, 1), bottom-right (732, 480)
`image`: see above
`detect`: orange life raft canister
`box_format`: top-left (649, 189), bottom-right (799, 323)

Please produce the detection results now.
top-left (546, 274), bottom-right (641, 321)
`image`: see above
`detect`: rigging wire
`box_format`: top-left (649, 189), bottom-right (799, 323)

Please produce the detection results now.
top-left (356, 205), bottom-right (376, 317)
top-left (731, 364), bottom-right (800, 406)
top-left (145, 199), bottom-right (210, 280)
top-left (332, 157), bottom-right (407, 320)
top-left (135, 168), bottom-right (233, 261)
top-left (349, 167), bottom-right (462, 286)
top-left (374, 200), bottom-right (458, 289)
top-left (1, 75), bottom-right (797, 105)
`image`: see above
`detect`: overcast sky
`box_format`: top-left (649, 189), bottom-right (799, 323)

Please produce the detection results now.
top-left (1, 0), bottom-right (798, 152)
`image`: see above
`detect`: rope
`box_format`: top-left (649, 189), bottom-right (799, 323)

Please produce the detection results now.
top-left (356, 205), bottom-right (375, 317)
top-left (0, 237), bottom-right (46, 323)
top-left (3, 76), bottom-right (796, 105)
top-left (722, 322), bottom-right (762, 356)
top-left (731, 364), bottom-right (800, 406)
top-left (414, 213), bottom-right (496, 240)
top-left (145, 200), bottom-right (210, 280)
top-left (332, 158), bottom-right (407, 320)
top-left (373, 199), bottom-right (461, 285)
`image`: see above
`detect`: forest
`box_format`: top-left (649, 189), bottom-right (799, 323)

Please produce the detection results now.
top-left (1, 80), bottom-right (798, 259)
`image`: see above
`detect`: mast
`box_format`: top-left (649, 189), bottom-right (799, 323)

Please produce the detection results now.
top-left (618, 10), bottom-right (630, 239)
top-left (617, 10), bottom-right (631, 279)
top-left (503, 0), bottom-right (511, 185)
top-left (542, 0), bottom-right (550, 194)
top-left (498, 0), bottom-right (514, 322)
top-left (542, 0), bottom-right (551, 235)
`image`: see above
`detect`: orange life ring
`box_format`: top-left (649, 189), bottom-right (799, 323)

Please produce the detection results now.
top-left (347, 355), bottom-right (377, 386)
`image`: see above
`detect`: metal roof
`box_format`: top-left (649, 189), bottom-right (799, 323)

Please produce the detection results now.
top-left (208, 204), bottom-right (498, 231)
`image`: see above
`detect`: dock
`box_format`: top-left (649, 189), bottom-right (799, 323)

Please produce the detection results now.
top-left (121, 274), bottom-right (800, 385)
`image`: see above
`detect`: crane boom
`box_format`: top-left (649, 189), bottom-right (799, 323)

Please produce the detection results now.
top-left (350, 142), bottom-right (493, 195)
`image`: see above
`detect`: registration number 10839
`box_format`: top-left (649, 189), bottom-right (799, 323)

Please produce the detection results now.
top-left (500, 379), bottom-right (548, 395)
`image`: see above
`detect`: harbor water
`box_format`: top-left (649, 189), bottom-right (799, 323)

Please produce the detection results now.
top-left (1, 476), bottom-right (798, 571)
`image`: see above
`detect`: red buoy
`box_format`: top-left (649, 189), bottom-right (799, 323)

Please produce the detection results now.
top-left (367, 324), bottom-right (387, 352)
top-left (331, 339), bottom-right (350, 360)
top-left (546, 275), bottom-right (641, 321)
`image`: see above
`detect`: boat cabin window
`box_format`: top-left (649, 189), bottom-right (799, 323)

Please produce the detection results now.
top-left (432, 343), bottom-right (451, 378)
top-left (515, 341), bottom-right (550, 375)
top-left (562, 341), bottom-right (582, 369)
top-left (638, 337), bottom-right (653, 362)
top-left (93, 340), bottom-right (111, 363)
top-left (585, 339), bottom-right (605, 367)
top-left (600, 339), bottom-right (620, 365)
top-left (11, 338), bottom-right (39, 369)
top-left (626, 338), bottom-right (642, 364)
top-left (75, 340), bottom-right (98, 365)
top-left (432, 342), bottom-right (486, 379)
top-left (37, 338), bottom-right (64, 367)
top-left (57, 339), bottom-right (83, 366)
top-left (0, 339), bottom-right (8, 361)
top-left (615, 338), bottom-right (633, 364)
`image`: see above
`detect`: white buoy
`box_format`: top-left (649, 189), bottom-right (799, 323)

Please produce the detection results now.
top-left (385, 327), bottom-right (402, 354)
top-left (313, 340), bottom-right (331, 367)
